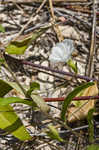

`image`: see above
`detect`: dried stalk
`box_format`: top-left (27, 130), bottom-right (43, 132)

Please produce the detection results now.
top-left (13, 0), bottom-right (47, 38)
top-left (87, 0), bottom-right (97, 77)
top-left (0, 0), bottom-right (88, 4)
top-left (49, 0), bottom-right (64, 41)
top-left (36, 0), bottom-right (47, 14)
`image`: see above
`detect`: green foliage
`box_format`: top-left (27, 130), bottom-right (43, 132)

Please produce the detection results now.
top-left (0, 97), bottom-right (34, 106)
top-left (0, 58), bottom-right (5, 63)
top-left (0, 80), bottom-right (32, 141)
top-left (6, 27), bottom-right (49, 55)
top-left (31, 94), bottom-right (50, 113)
top-left (87, 108), bottom-right (95, 143)
top-left (7, 81), bottom-right (49, 113)
top-left (26, 82), bottom-right (40, 96)
top-left (86, 144), bottom-right (99, 150)
top-left (0, 105), bottom-right (31, 141)
top-left (7, 81), bottom-right (26, 96)
top-left (72, 90), bottom-right (85, 107)
top-left (0, 79), bottom-right (13, 97)
top-left (5, 37), bottom-right (31, 55)
top-left (46, 125), bottom-right (64, 142)
top-left (0, 77), bottom-right (49, 140)
top-left (61, 82), bottom-right (95, 122)
top-left (5, 80), bottom-right (50, 113)
top-left (0, 24), bottom-right (5, 32)
top-left (67, 59), bottom-right (78, 73)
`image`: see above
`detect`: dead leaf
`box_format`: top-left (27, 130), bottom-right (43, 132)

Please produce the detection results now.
top-left (67, 82), bottom-right (98, 122)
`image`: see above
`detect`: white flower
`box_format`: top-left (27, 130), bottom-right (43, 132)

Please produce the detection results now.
top-left (49, 39), bottom-right (75, 63)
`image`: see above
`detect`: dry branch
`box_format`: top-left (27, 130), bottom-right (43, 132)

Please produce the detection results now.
top-left (87, 0), bottom-right (97, 77)
top-left (0, 0), bottom-right (88, 4)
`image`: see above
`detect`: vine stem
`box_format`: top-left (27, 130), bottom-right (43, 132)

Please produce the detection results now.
top-left (22, 60), bottom-right (99, 82)
top-left (3, 53), bottom-right (99, 102)
top-left (22, 60), bottom-right (99, 102)
top-left (44, 95), bottom-right (99, 102)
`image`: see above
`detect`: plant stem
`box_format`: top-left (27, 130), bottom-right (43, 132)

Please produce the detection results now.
top-left (44, 95), bottom-right (99, 102)
top-left (22, 60), bottom-right (99, 82)
top-left (4, 64), bottom-right (27, 96)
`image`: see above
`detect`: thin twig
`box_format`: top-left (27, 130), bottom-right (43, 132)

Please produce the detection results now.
top-left (0, 0), bottom-right (88, 4)
top-left (87, 0), bottom-right (97, 77)
top-left (44, 95), bottom-right (99, 102)
top-left (22, 60), bottom-right (99, 82)
top-left (3, 53), bottom-right (99, 83)
top-left (45, 113), bottom-right (83, 138)
top-left (13, 0), bottom-right (47, 38)
top-left (29, 122), bottom-right (99, 137)
top-left (49, 0), bottom-right (64, 41)
top-left (36, 0), bottom-right (47, 14)
top-left (54, 7), bottom-right (99, 36)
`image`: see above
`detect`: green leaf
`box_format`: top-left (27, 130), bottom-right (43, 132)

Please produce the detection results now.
top-left (0, 96), bottom-right (49, 112)
top-left (0, 105), bottom-right (31, 141)
top-left (5, 37), bottom-right (31, 55)
top-left (87, 108), bottom-right (95, 143)
top-left (0, 24), bottom-right (5, 33)
top-left (0, 58), bottom-right (5, 63)
top-left (31, 94), bottom-right (50, 113)
top-left (61, 82), bottom-right (95, 122)
top-left (30, 82), bottom-right (40, 91)
top-left (0, 97), bottom-right (36, 107)
top-left (72, 90), bottom-right (85, 107)
top-left (86, 144), bottom-right (99, 150)
top-left (7, 81), bottom-right (26, 96)
top-left (6, 82), bottom-right (43, 108)
top-left (46, 125), bottom-right (64, 142)
top-left (0, 79), bottom-right (13, 97)
top-left (67, 59), bottom-right (78, 73)
top-left (27, 82), bottom-right (40, 96)
top-left (6, 27), bottom-right (49, 55)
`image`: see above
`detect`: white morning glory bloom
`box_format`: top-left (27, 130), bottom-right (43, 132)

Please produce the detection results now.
top-left (49, 39), bottom-right (75, 63)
